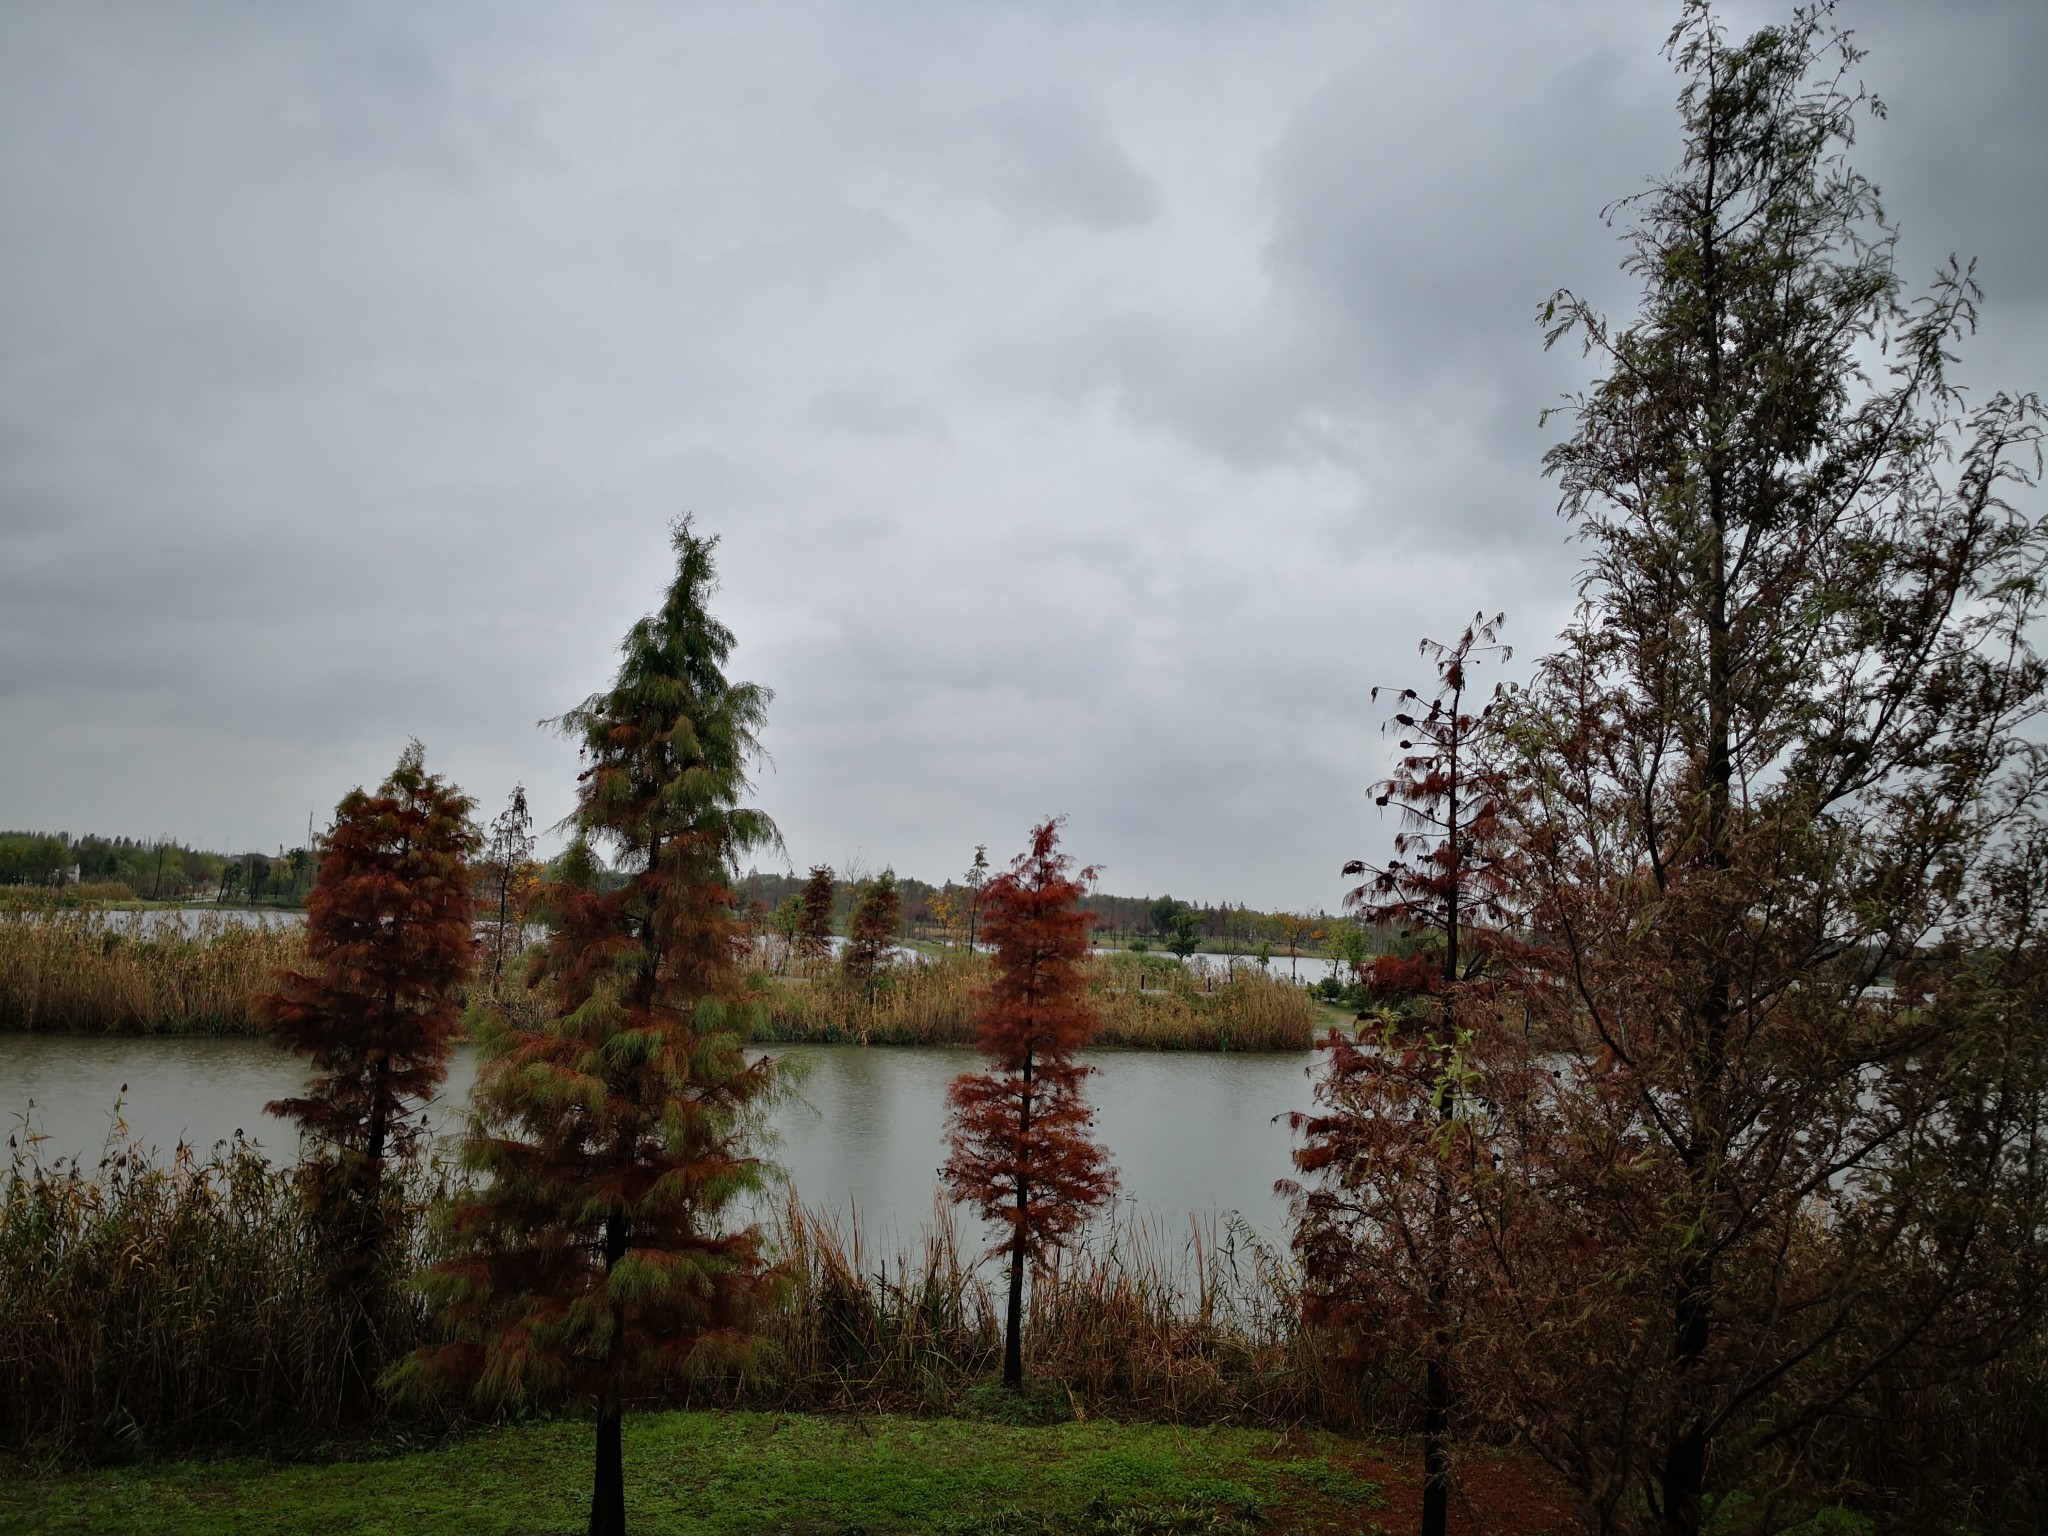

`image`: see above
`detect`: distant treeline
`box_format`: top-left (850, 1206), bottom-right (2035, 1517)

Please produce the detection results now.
top-left (0, 830), bottom-right (312, 905)
top-left (733, 865), bottom-right (1366, 954)
top-left (0, 829), bottom-right (1364, 954)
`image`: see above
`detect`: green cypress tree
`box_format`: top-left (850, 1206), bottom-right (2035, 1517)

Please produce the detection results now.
top-left (401, 519), bottom-right (782, 1536)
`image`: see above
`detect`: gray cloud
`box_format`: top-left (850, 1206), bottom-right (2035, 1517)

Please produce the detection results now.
top-left (1, 0), bottom-right (2042, 909)
top-left (974, 86), bottom-right (1158, 230)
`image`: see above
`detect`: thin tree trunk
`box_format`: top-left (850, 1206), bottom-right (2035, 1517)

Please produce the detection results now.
top-left (1005, 1050), bottom-right (1033, 1391)
top-left (1422, 1327), bottom-right (1450, 1536)
top-left (1661, 117), bottom-right (1730, 1536)
top-left (1416, 697), bottom-right (1464, 1536)
top-left (591, 1203), bottom-right (630, 1536)
top-left (590, 1397), bottom-right (625, 1536)
top-left (495, 862), bottom-right (511, 980)
top-left (338, 1051), bottom-right (395, 1419)
top-left (1004, 1200), bottom-right (1027, 1391)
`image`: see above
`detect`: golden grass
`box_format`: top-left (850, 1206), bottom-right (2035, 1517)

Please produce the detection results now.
top-left (0, 908), bottom-right (1315, 1051)
top-left (0, 907), bottom-right (304, 1034)
top-left (1090, 955), bottom-right (1319, 1053)
top-left (755, 951), bottom-right (1316, 1053)
top-left (754, 951), bottom-right (985, 1046)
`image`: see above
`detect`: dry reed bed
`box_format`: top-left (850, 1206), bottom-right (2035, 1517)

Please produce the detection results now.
top-left (1, 1126), bottom-right (1364, 1458)
top-left (0, 918), bottom-right (1316, 1051)
top-left (0, 907), bottom-right (305, 1034)
top-left (750, 1201), bottom-right (1349, 1426)
top-left (0, 1130), bottom-right (438, 1457)
top-left (758, 952), bottom-right (1317, 1052)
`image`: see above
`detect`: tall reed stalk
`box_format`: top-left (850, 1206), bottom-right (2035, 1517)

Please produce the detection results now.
top-left (0, 1120), bottom-right (442, 1457)
top-left (0, 908), bottom-right (304, 1034)
top-left (721, 1200), bottom-right (1357, 1426)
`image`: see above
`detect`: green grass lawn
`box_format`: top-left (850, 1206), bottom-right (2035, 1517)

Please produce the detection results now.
top-left (0, 1412), bottom-right (1404, 1536)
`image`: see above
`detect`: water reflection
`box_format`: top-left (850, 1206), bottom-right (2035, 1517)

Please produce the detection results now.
top-left (1, 1036), bottom-right (1319, 1245)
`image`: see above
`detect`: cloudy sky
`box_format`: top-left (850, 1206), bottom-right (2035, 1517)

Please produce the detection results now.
top-left (2, 0), bottom-right (2043, 910)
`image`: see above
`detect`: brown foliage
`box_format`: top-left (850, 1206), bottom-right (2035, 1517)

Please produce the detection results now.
top-left (258, 742), bottom-right (478, 1175)
top-left (1301, 617), bottom-right (1517, 1536)
top-left (416, 847), bottom-right (779, 1407)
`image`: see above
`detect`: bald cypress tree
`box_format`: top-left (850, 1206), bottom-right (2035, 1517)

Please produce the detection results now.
top-left (942, 819), bottom-right (1117, 1391)
top-left (258, 741), bottom-right (476, 1412)
top-left (404, 520), bottom-right (781, 1536)
top-left (794, 863), bottom-right (836, 970)
top-left (1463, 8), bottom-right (2048, 1531)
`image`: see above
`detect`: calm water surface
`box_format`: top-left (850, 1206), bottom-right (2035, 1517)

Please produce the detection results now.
top-left (1, 1036), bottom-right (1320, 1245)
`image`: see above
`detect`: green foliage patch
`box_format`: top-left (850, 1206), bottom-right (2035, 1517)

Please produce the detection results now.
top-left (0, 1411), bottom-right (1387, 1536)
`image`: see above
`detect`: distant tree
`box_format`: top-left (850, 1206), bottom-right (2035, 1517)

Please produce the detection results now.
top-left (1327, 922), bottom-right (1373, 989)
top-left (795, 864), bottom-right (836, 968)
top-left (279, 845), bottom-right (312, 903)
top-left (1147, 894), bottom-right (1183, 937)
top-left (928, 883), bottom-right (965, 946)
top-left (1165, 909), bottom-right (1201, 962)
top-left (942, 819), bottom-right (1118, 1390)
top-left (481, 784), bottom-right (536, 983)
top-left (257, 741), bottom-right (477, 1410)
top-left (403, 519), bottom-right (782, 1536)
top-left (1272, 912), bottom-right (1324, 983)
top-left (1291, 617), bottom-right (1514, 1536)
top-left (770, 890), bottom-right (804, 969)
top-left (180, 846), bottom-right (215, 892)
top-left (842, 870), bottom-right (901, 1002)
top-left (964, 844), bottom-right (990, 952)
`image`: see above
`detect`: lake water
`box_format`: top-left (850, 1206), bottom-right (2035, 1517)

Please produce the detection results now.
top-left (0, 1036), bottom-right (1323, 1248)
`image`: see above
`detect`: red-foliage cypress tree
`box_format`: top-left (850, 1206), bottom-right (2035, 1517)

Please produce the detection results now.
top-left (793, 864), bottom-right (835, 969)
top-left (258, 739), bottom-right (477, 1406)
top-left (1289, 617), bottom-right (1516, 1536)
top-left (399, 520), bottom-right (780, 1536)
top-left (942, 818), bottom-right (1117, 1391)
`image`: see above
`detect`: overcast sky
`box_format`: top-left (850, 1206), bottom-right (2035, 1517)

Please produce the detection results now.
top-left (2, 0), bottom-right (2043, 910)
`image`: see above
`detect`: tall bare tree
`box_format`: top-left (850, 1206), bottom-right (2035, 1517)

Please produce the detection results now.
top-left (482, 784), bottom-right (535, 983)
top-left (1291, 616), bottom-right (1516, 1536)
top-left (1468, 7), bottom-right (2048, 1532)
